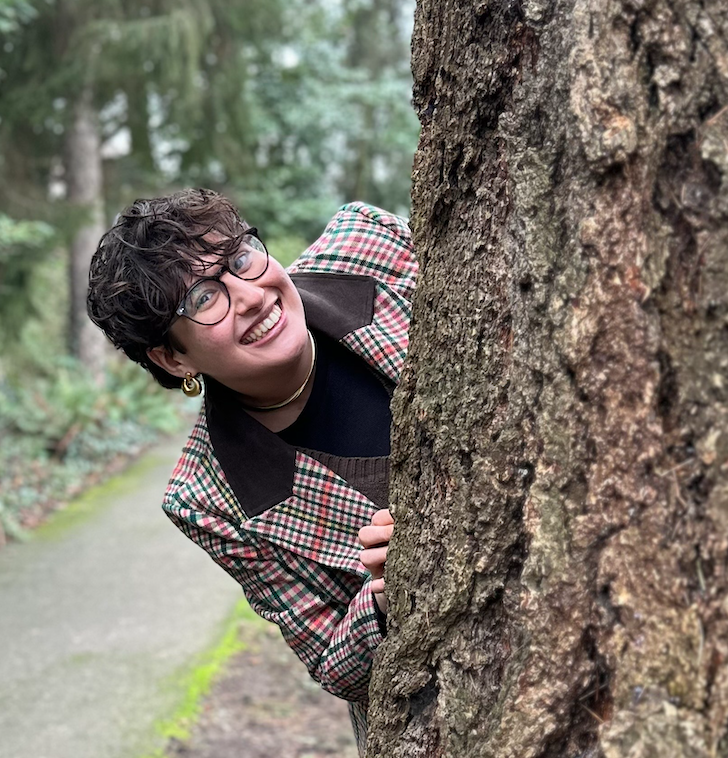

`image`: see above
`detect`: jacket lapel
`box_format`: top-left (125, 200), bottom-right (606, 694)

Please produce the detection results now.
top-left (204, 379), bottom-right (295, 517)
top-left (245, 449), bottom-right (377, 575)
top-left (291, 272), bottom-right (375, 341)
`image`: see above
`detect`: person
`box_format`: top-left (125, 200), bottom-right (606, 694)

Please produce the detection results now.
top-left (86, 188), bottom-right (416, 754)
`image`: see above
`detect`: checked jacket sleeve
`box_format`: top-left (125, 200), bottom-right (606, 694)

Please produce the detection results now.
top-left (235, 535), bottom-right (383, 701)
top-left (163, 445), bottom-right (385, 703)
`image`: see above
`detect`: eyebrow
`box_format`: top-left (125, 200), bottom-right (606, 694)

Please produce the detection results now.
top-left (190, 232), bottom-right (250, 283)
top-left (192, 257), bottom-right (226, 281)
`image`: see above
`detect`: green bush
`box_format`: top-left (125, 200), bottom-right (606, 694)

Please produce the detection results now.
top-left (0, 356), bottom-right (190, 539)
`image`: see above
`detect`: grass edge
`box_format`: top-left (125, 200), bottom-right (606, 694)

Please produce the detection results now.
top-left (139, 598), bottom-right (267, 758)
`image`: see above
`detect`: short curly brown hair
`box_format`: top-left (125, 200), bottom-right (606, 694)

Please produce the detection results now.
top-left (87, 188), bottom-right (249, 389)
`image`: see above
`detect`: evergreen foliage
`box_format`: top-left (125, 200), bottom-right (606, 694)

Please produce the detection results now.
top-left (0, 357), bottom-right (191, 539)
top-left (0, 0), bottom-right (417, 536)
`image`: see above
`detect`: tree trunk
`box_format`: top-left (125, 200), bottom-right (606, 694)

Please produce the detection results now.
top-left (367, 1), bottom-right (728, 756)
top-left (67, 85), bottom-right (107, 382)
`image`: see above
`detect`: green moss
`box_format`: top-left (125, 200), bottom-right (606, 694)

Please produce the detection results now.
top-left (32, 452), bottom-right (164, 542)
top-left (140, 599), bottom-right (268, 758)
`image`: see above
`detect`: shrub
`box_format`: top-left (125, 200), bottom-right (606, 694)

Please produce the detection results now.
top-left (0, 357), bottom-right (191, 540)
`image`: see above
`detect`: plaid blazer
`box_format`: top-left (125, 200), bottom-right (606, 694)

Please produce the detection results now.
top-left (163, 203), bottom-right (416, 735)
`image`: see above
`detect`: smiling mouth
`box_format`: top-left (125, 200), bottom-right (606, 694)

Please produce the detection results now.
top-left (242, 302), bottom-right (283, 344)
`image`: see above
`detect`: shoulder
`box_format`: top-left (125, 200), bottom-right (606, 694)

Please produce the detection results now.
top-left (333, 201), bottom-right (412, 242)
top-left (162, 410), bottom-right (243, 530)
top-left (287, 202), bottom-right (417, 293)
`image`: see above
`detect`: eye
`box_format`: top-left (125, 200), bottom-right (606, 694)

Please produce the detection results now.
top-left (188, 281), bottom-right (221, 312)
top-left (230, 249), bottom-right (252, 275)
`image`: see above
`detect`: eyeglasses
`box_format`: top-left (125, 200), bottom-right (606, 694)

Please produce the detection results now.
top-left (175, 228), bottom-right (270, 326)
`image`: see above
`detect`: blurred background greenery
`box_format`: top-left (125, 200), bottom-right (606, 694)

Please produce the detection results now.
top-left (0, 0), bottom-right (418, 540)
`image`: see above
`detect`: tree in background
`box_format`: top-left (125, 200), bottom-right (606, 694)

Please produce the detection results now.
top-left (339, 0), bottom-right (415, 209)
top-left (0, 0), bottom-right (270, 376)
top-left (0, 0), bottom-right (418, 373)
top-left (368, 1), bottom-right (728, 755)
top-left (176, 0), bottom-right (418, 240)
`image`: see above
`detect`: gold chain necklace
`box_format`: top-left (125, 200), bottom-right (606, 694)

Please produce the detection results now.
top-left (247, 331), bottom-right (316, 411)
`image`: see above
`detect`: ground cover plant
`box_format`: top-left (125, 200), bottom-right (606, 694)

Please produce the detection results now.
top-left (0, 358), bottom-right (190, 542)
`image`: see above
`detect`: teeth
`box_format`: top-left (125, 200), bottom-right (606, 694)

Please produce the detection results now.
top-left (243, 304), bottom-right (282, 344)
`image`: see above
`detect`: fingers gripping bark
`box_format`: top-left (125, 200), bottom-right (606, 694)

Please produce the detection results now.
top-left (358, 509), bottom-right (394, 611)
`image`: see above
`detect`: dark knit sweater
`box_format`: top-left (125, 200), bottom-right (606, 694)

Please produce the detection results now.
top-left (278, 330), bottom-right (393, 505)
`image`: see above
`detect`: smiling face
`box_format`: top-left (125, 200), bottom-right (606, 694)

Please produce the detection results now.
top-left (148, 250), bottom-right (311, 406)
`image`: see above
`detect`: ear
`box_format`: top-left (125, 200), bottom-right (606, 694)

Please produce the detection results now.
top-left (146, 345), bottom-right (198, 379)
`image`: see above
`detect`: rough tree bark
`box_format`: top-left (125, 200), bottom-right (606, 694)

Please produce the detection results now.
top-left (67, 86), bottom-right (108, 383)
top-left (367, 1), bottom-right (728, 756)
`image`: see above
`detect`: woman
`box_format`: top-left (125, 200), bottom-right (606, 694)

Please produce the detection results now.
top-left (87, 188), bottom-right (416, 753)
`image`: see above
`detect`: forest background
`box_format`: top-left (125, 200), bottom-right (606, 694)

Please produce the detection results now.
top-left (0, 0), bottom-right (419, 544)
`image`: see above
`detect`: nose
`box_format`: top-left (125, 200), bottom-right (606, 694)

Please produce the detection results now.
top-left (225, 272), bottom-right (265, 315)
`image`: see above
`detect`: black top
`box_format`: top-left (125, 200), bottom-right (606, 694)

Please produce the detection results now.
top-left (278, 331), bottom-right (393, 457)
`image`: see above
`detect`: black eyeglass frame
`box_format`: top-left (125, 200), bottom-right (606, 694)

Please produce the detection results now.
top-left (172, 227), bottom-right (270, 327)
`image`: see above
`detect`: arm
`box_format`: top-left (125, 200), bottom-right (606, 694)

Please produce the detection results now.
top-left (240, 537), bottom-right (384, 702)
top-left (164, 495), bottom-right (383, 703)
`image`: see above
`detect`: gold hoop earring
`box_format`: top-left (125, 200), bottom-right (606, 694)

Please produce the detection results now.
top-left (182, 372), bottom-right (202, 397)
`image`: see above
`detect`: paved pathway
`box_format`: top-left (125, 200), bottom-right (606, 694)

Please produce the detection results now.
top-left (0, 436), bottom-right (242, 758)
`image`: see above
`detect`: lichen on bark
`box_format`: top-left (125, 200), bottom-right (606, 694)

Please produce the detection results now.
top-left (366, 1), bottom-right (728, 756)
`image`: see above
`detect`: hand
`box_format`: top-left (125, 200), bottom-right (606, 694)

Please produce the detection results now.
top-left (358, 508), bottom-right (394, 614)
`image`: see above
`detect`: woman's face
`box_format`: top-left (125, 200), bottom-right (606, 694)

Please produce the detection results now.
top-left (160, 251), bottom-right (310, 404)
